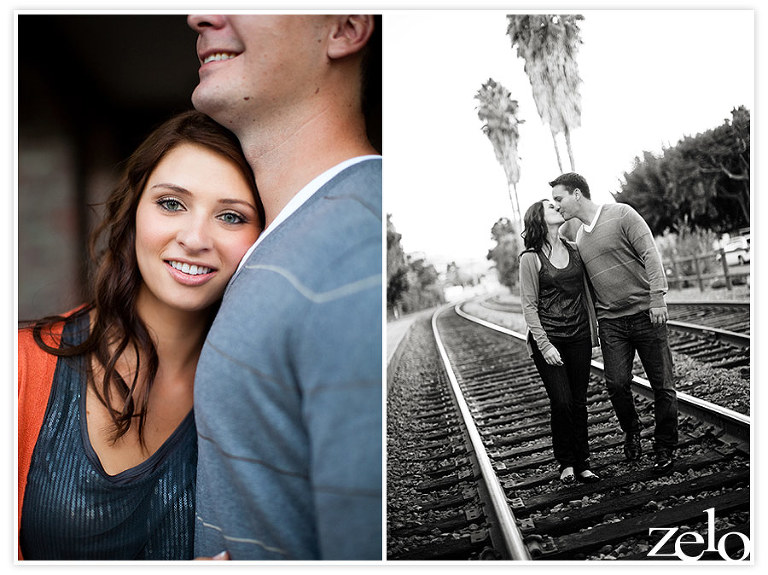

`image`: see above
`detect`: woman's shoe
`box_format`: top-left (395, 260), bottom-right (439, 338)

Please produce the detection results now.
top-left (560, 466), bottom-right (575, 484)
top-left (577, 470), bottom-right (601, 483)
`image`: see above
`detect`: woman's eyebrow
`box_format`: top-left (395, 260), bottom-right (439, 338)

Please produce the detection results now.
top-left (219, 198), bottom-right (257, 212)
top-left (151, 183), bottom-right (191, 195)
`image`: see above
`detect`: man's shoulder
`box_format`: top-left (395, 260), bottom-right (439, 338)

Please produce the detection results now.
top-left (302, 158), bottom-right (381, 241)
top-left (233, 164), bottom-right (381, 293)
top-left (591, 203), bottom-right (639, 231)
top-left (325, 156), bottom-right (381, 183)
top-left (604, 202), bottom-right (637, 217)
top-left (606, 203), bottom-right (651, 232)
top-left (320, 157), bottom-right (381, 201)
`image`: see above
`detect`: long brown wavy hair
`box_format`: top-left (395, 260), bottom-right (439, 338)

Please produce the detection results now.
top-left (521, 199), bottom-right (551, 254)
top-left (30, 110), bottom-right (261, 444)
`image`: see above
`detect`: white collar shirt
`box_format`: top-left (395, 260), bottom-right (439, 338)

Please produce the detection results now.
top-left (231, 155), bottom-right (381, 281)
top-left (583, 204), bottom-right (604, 233)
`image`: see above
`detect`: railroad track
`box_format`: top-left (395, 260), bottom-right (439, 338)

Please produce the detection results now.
top-left (387, 303), bottom-right (751, 562)
top-left (480, 296), bottom-right (750, 371)
top-left (667, 302), bottom-right (750, 336)
top-left (481, 296), bottom-right (750, 334)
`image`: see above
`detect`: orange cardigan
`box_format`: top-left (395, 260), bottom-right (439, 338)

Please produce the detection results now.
top-left (17, 317), bottom-right (68, 560)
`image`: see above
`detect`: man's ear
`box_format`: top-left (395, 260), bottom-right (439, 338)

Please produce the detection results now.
top-left (327, 15), bottom-right (374, 60)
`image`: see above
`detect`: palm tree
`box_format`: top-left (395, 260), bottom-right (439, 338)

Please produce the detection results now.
top-left (475, 78), bottom-right (525, 227)
top-left (506, 14), bottom-right (584, 173)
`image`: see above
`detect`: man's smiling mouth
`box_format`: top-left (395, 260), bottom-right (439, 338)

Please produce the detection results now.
top-left (203, 52), bottom-right (238, 64)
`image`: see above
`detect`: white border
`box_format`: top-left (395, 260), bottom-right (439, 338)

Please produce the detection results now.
top-left (7, 2), bottom-right (763, 573)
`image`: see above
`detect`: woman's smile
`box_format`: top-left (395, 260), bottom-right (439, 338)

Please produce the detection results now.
top-left (165, 260), bottom-right (218, 286)
top-left (167, 260), bottom-right (215, 276)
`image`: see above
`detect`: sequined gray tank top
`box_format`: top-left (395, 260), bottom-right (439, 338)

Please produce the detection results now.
top-left (20, 314), bottom-right (197, 559)
top-left (535, 240), bottom-right (591, 343)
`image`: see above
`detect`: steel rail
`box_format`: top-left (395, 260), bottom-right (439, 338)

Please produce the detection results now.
top-left (455, 304), bottom-right (751, 444)
top-left (431, 303), bottom-right (532, 560)
top-left (666, 319), bottom-right (750, 349)
top-left (667, 301), bottom-right (750, 309)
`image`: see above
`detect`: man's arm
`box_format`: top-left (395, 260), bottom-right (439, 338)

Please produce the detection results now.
top-left (622, 206), bottom-right (668, 323)
top-left (300, 290), bottom-right (382, 559)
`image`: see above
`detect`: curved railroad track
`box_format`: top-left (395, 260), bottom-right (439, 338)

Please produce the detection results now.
top-left (387, 302), bottom-right (751, 562)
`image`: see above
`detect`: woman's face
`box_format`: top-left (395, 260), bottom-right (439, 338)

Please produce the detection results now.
top-left (542, 199), bottom-right (565, 226)
top-left (134, 142), bottom-right (260, 315)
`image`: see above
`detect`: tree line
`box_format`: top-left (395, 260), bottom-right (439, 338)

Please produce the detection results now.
top-left (387, 215), bottom-right (444, 317)
top-left (614, 106), bottom-right (750, 236)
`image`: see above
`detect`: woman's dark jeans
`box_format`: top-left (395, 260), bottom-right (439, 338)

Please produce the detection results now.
top-left (530, 337), bottom-right (593, 472)
top-left (598, 310), bottom-right (678, 453)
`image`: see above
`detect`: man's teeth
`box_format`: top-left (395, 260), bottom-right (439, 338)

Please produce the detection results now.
top-left (170, 261), bottom-right (212, 275)
top-left (203, 52), bottom-right (237, 64)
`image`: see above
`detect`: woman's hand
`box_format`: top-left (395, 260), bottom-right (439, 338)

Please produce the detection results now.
top-left (542, 346), bottom-right (563, 366)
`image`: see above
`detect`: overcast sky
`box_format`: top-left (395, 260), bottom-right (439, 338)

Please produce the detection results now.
top-left (383, 10), bottom-right (754, 268)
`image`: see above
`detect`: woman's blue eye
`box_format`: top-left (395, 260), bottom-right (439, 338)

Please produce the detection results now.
top-left (220, 212), bottom-right (245, 225)
top-left (158, 198), bottom-right (184, 212)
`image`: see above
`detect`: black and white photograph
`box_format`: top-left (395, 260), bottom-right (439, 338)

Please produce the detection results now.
top-left (386, 9), bottom-right (753, 562)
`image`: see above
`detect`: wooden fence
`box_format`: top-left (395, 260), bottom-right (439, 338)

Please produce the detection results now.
top-left (665, 248), bottom-right (750, 291)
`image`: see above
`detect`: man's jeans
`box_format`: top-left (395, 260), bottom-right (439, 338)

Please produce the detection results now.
top-left (598, 311), bottom-right (678, 452)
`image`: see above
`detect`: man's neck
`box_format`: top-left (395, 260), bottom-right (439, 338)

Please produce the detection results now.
top-left (235, 106), bottom-right (376, 228)
top-left (576, 201), bottom-right (599, 226)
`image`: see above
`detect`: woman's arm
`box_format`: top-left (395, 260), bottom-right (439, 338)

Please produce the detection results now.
top-left (518, 253), bottom-right (556, 358)
top-left (17, 325), bottom-right (61, 559)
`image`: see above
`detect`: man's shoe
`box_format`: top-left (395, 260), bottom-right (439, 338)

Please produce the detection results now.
top-left (623, 433), bottom-right (642, 461)
top-left (652, 450), bottom-right (674, 474)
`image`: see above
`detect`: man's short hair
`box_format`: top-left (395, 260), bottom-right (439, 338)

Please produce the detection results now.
top-left (549, 172), bottom-right (591, 199)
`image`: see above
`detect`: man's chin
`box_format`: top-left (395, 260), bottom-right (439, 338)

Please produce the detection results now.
top-left (191, 88), bottom-right (228, 120)
top-left (192, 88), bottom-right (213, 112)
